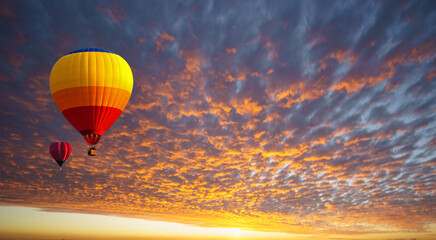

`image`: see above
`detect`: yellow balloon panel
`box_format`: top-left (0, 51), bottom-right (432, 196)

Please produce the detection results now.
top-left (49, 51), bottom-right (133, 94)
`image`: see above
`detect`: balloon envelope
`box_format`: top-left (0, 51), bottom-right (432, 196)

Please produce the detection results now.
top-left (49, 48), bottom-right (133, 145)
top-left (49, 142), bottom-right (72, 167)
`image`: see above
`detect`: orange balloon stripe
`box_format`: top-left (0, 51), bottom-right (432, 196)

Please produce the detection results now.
top-left (52, 86), bottom-right (131, 112)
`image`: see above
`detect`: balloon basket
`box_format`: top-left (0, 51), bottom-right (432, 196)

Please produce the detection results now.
top-left (88, 145), bottom-right (97, 156)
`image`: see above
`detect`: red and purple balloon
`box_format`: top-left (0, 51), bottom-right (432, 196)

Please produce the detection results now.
top-left (49, 142), bottom-right (72, 168)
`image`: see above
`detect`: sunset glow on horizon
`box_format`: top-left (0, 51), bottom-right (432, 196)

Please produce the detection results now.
top-left (0, 0), bottom-right (435, 239)
top-left (1, 205), bottom-right (435, 240)
top-left (0, 205), bottom-right (303, 240)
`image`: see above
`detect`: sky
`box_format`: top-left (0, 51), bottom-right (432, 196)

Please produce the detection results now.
top-left (0, 0), bottom-right (435, 239)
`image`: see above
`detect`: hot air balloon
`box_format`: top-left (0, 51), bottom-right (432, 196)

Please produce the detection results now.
top-left (49, 142), bottom-right (72, 169)
top-left (50, 48), bottom-right (133, 156)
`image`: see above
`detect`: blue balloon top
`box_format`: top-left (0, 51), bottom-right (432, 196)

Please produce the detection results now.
top-left (66, 48), bottom-right (114, 55)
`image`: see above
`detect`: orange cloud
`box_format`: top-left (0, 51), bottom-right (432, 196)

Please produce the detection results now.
top-left (5, 50), bottom-right (26, 70)
top-left (231, 98), bottom-right (263, 116)
top-left (155, 31), bottom-right (175, 52)
top-left (138, 37), bottom-right (147, 47)
top-left (96, 4), bottom-right (126, 24)
top-left (226, 48), bottom-right (237, 54)
top-left (331, 66), bottom-right (395, 93)
top-left (427, 138), bottom-right (436, 147)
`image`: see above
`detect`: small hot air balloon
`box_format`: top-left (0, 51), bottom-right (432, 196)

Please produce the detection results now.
top-left (49, 142), bottom-right (72, 169)
top-left (49, 48), bottom-right (134, 156)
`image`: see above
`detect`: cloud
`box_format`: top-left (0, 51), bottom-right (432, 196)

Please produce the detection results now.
top-left (155, 31), bottom-right (175, 52)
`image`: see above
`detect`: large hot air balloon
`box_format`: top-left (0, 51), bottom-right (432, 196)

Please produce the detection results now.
top-left (49, 142), bottom-right (72, 169)
top-left (50, 48), bottom-right (133, 156)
